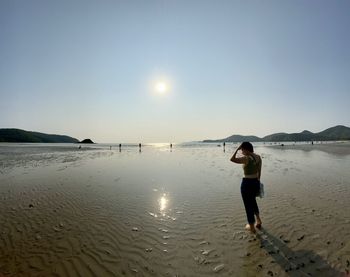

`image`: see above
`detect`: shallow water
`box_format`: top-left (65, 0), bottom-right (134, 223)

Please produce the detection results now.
top-left (0, 143), bottom-right (349, 276)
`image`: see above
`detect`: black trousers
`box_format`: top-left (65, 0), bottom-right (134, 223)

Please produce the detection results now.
top-left (240, 178), bottom-right (260, 224)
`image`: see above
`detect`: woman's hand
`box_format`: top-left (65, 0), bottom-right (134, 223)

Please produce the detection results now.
top-left (230, 144), bottom-right (247, 164)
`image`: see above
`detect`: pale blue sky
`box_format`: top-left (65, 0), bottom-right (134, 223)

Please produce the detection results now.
top-left (1, 0), bottom-right (349, 142)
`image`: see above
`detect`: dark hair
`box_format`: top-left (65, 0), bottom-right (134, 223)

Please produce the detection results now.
top-left (241, 141), bottom-right (254, 152)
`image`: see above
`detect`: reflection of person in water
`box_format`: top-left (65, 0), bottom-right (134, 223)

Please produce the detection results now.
top-left (230, 142), bottom-right (262, 233)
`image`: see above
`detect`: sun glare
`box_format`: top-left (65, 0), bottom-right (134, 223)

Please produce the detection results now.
top-left (155, 81), bottom-right (168, 94)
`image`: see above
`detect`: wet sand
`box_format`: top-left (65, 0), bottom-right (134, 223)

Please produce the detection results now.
top-left (0, 143), bottom-right (349, 276)
top-left (270, 141), bottom-right (350, 155)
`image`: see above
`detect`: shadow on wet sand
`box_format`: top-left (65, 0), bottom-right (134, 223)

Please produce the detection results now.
top-left (256, 228), bottom-right (346, 277)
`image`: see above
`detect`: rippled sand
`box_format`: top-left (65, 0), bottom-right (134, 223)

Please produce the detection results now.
top-left (0, 143), bottom-right (349, 276)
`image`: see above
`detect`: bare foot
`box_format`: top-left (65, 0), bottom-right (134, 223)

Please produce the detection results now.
top-left (255, 216), bottom-right (262, 229)
top-left (255, 221), bottom-right (262, 229)
top-left (245, 224), bottom-right (256, 233)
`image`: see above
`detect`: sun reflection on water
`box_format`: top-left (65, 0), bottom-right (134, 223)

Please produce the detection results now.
top-left (159, 193), bottom-right (168, 216)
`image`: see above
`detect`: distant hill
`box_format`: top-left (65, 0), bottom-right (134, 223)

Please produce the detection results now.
top-left (80, 139), bottom-right (94, 144)
top-left (203, 135), bottom-right (262, 143)
top-left (0, 128), bottom-right (79, 143)
top-left (203, 125), bottom-right (350, 142)
top-left (317, 125), bottom-right (350, 140)
top-left (262, 130), bottom-right (323, 142)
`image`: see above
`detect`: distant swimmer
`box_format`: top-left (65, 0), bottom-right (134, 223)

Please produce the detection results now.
top-left (230, 142), bottom-right (262, 234)
top-left (139, 143), bottom-right (142, 152)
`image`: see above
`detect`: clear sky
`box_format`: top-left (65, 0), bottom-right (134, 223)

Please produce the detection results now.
top-left (1, 0), bottom-right (349, 143)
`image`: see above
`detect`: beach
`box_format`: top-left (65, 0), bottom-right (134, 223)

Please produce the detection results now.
top-left (0, 142), bottom-right (349, 276)
top-left (270, 141), bottom-right (350, 155)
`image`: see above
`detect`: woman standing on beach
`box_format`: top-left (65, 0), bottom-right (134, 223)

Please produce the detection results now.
top-left (230, 142), bottom-right (262, 233)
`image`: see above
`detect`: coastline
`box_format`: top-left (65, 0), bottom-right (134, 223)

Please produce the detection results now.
top-left (268, 141), bottom-right (350, 155)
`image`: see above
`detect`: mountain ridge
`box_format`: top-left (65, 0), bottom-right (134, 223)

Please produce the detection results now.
top-left (0, 128), bottom-right (79, 143)
top-left (203, 125), bottom-right (350, 143)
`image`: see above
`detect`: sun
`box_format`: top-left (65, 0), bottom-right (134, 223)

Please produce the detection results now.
top-left (155, 81), bottom-right (168, 94)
